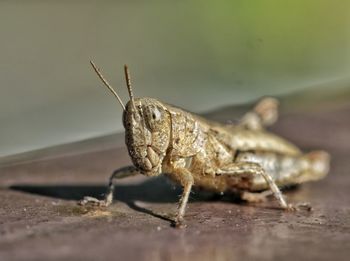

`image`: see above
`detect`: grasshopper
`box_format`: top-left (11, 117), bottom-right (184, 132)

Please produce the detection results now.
top-left (80, 62), bottom-right (330, 227)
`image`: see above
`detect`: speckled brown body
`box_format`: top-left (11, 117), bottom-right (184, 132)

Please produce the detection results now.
top-left (81, 63), bottom-right (330, 227)
top-left (119, 97), bottom-right (330, 227)
top-left (158, 102), bottom-right (328, 193)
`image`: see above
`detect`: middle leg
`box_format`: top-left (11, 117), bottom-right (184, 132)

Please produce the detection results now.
top-left (165, 167), bottom-right (194, 227)
top-left (240, 190), bottom-right (274, 203)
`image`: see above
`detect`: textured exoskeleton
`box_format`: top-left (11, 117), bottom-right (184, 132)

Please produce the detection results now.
top-left (80, 62), bottom-right (330, 227)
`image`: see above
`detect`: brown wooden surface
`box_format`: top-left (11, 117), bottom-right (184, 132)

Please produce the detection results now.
top-left (0, 103), bottom-right (350, 261)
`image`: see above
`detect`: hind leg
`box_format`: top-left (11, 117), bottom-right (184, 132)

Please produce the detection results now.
top-left (240, 97), bottom-right (279, 130)
top-left (216, 162), bottom-right (290, 209)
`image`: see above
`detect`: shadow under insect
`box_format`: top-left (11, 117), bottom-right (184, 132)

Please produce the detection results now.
top-left (9, 176), bottom-right (300, 223)
top-left (9, 176), bottom-right (236, 204)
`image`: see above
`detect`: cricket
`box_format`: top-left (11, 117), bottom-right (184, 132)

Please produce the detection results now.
top-left (80, 61), bottom-right (330, 227)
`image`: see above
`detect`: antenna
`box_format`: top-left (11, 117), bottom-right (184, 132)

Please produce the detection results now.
top-left (124, 64), bottom-right (137, 111)
top-left (90, 60), bottom-right (125, 110)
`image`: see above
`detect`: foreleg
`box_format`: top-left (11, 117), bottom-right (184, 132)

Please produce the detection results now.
top-left (79, 165), bottom-right (138, 207)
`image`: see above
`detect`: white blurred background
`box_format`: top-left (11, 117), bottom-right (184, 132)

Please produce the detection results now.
top-left (1, 0), bottom-right (350, 157)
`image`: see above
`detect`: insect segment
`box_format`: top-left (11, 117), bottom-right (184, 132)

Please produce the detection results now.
top-left (80, 62), bottom-right (330, 227)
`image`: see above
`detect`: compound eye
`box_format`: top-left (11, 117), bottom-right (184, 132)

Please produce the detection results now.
top-left (151, 107), bottom-right (161, 121)
top-left (145, 106), bottom-right (162, 131)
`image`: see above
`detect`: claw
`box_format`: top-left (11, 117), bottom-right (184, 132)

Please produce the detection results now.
top-left (285, 202), bottom-right (312, 212)
top-left (296, 202), bottom-right (313, 211)
top-left (78, 196), bottom-right (107, 207)
top-left (286, 203), bottom-right (297, 212)
top-left (173, 217), bottom-right (186, 229)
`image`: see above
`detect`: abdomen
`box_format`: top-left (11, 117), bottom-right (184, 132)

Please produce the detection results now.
top-left (234, 151), bottom-right (329, 191)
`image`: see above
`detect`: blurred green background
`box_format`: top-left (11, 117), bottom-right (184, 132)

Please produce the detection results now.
top-left (1, 0), bottom-right (350, 157)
